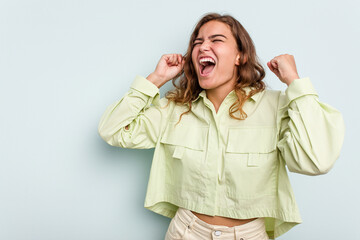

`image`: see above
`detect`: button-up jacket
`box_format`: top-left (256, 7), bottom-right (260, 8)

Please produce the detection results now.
top-left (98, 75), bottom-right (345, 238)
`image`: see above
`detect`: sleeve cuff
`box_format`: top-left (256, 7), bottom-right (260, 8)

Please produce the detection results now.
top-left (130, 75), bottom-right (160, 97)
top-left (285, 77), bottom-right (318, 102)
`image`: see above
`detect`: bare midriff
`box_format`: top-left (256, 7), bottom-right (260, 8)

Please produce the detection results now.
top-left (191, 211), bottom-right (258, 227)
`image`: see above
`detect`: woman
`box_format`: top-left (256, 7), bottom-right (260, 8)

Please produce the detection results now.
top-left (98, 13), bottom-right (345, 239)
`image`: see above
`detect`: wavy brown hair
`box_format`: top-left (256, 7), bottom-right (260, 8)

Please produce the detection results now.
top-left (165, 13), bottom-right (266, 123)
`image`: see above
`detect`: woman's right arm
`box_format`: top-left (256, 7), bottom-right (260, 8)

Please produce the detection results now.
top-left (98, 75), bottom-right (165, 149)
top-left (98, 54), bottom-right (185, 149)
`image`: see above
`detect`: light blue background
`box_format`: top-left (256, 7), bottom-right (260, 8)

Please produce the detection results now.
top-left (1, 0), bottom-right (359, 239)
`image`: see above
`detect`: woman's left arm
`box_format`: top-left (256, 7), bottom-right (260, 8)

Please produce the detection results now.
top-left (268, 54), bottom-right (345, 175)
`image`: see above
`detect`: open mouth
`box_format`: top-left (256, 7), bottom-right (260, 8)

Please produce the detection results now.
top-left (199, 57), bottom-right (216, 77)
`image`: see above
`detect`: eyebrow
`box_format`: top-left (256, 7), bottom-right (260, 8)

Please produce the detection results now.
top-left (193, 34), bottom-right (227, 42)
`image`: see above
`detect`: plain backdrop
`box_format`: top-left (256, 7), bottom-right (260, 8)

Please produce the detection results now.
top-left (1, 0), bottom-right (359, 239)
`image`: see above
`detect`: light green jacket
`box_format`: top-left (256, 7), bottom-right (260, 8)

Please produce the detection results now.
top-left (98, 75), bottom-right (345, 239)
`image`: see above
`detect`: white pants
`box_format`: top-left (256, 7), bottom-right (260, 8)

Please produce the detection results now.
top-left (165, 207), bottom-right (269, 240)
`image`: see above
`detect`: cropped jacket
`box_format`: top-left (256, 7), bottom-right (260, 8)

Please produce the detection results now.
top-left (98, 75), bottom-right (345, 239)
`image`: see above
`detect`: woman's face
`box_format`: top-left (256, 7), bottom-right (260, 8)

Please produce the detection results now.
top-left (191, 20), bottom-right (240, 92)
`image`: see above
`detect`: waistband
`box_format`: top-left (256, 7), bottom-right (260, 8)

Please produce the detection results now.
top-left (176, 207), bottom-right (267, 239)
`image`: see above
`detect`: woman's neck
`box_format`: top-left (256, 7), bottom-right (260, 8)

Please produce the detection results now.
top-left (206, 86), bottom-right (235, 113)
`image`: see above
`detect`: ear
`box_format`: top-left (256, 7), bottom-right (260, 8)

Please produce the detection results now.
top-left (235, 53), bottom-right (240, 65)
top-left (235, 53), bottom-right (247, 65)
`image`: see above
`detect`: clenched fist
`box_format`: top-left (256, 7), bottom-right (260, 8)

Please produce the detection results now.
top-left (147, 54), bottom-right (185, 88)
top-left (267, 54), bottom-right (300, 86)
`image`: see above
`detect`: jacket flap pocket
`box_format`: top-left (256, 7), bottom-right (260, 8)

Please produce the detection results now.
top-left (160, 123), bottom-right (208, 151)
top-left (226, 126), bottom-right (277, 153)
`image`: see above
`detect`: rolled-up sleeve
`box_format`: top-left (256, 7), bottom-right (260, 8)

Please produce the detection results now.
top-left (277, 77), bottom-right (345, 175)
top-left (98, 75), bottom-right (168, 149)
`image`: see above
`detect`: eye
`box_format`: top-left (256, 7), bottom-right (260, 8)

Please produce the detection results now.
top-left (193, 42), bottom-right (201, 46)
top-left (212, 39), bottom-right (223, 43)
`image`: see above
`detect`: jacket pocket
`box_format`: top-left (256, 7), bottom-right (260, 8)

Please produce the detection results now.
top-left (224, 126), bottom-right (278, 198)
top-left (226, 126), bottom-right (277, 166)
top-left (160, 122), bottom-right (208, 194)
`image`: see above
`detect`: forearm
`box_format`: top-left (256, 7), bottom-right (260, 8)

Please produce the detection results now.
top-left (277, 78), bottom-right (345, 175)
top-left (98, 75), bottom-right (162, 148)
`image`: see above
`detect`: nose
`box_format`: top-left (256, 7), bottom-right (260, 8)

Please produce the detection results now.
top-left (199, 40), bottom-right (210, 52)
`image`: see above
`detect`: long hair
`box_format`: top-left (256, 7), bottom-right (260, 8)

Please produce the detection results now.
top-left (165, 13), bottom-right (266, 123)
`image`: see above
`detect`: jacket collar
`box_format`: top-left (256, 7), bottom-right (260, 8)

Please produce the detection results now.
top-left (191, 87), bottom-right (262, 103)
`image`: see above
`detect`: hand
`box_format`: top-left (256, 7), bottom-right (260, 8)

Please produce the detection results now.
top-left (147, 54), bottom-right (185, 88)
top-left (267, 54), bottom-right (300, 86)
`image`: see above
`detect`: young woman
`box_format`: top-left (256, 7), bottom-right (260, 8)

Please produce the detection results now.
top-left (98, 13), bottom-right (345, 240)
